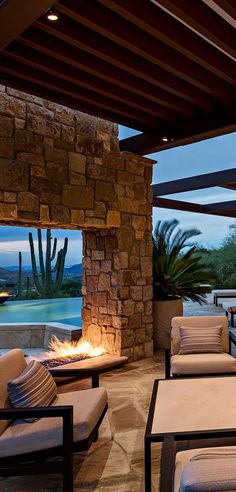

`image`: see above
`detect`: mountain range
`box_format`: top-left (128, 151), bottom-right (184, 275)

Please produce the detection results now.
top-left (0, 263), bottom-right (83, 284)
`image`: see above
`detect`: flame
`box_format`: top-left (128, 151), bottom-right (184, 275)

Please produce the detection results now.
top-left (0, 292), bottom-right (9, 297)
top-left (45, 335), bottom-right (106, 359)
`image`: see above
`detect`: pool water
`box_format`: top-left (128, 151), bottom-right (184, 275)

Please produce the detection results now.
top-left (0, 297), bottom-right (82, 326)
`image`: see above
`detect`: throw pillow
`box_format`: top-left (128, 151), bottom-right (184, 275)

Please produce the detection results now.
top-left (179, 325), bottom-right (223, 354)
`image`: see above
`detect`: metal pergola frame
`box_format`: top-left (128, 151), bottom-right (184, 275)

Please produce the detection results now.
top-left (152, 168), bottom-right (236, 218)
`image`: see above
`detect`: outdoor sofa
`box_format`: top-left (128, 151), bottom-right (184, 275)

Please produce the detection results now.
top-left (0, 349), bottom-right (108, 491)
top-left (165, 315), bottom-right (236, 378)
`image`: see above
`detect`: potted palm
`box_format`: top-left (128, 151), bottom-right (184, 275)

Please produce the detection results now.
top-left (153, 219), bottom-right (211, 349)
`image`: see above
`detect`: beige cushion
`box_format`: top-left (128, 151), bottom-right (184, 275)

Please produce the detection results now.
top-left (171, 316), bottom-right (229, 355)
top-left (212, 290), bottom-right (236, 296)
top-left (0, 349), bottom-right (27, 435)
top-left (175, 446), bottom-right (236, 492)
top-left (171, 353), bottom-right (236, 375)
top-left (0, 387), bottom-right (107, 457)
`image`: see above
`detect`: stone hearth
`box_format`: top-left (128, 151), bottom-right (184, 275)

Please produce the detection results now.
top-left (0, 87), bottom-right (155, 360)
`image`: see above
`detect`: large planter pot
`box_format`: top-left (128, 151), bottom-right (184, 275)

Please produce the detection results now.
top-left (153, 298), bottom-right (183, 349)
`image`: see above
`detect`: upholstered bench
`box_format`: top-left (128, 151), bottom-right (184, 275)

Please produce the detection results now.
top-left (212, 289), bottom-right (236, 306)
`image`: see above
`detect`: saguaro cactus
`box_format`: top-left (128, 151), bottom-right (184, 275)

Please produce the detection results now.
top-left (29, 229), bottom-right (68, 297)
top-left (17, 251), bottom-right (22, 298)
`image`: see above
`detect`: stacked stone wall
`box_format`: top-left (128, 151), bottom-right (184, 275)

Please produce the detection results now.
top-left (0, 86), bottom-right (155, 359)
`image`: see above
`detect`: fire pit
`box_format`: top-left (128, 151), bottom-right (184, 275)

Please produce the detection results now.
top-left (41, 335), bottom-right (107, 368)
top-left (38, 336), bottom-right (128, 386)
top-left (0, 292), bottom-right (10, 305)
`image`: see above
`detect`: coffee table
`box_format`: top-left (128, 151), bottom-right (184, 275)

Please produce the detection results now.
top-left (48, 353), bottom-right (128, 387)
top-left (145, 376), bottom-right (236, 491)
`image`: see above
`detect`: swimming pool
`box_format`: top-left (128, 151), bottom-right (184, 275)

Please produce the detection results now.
top-left (0, 297), bottom-right (82, 327)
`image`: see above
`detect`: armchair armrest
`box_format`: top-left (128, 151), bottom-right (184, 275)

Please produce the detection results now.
top-left (229, 331), bottom-right (236, 346)
top-left (0, 405), bottom-right (73, 462)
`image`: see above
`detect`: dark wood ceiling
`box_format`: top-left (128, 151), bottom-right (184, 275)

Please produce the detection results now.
top-left (1, 0), bottom-right (236, 154)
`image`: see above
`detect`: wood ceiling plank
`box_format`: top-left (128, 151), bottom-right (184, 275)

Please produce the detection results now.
top-left (98, 0), bottom-right (236, 86)
top-left (0, 57), bottom-right (157, 131)
top-left (4, 43), bottom-right (178, 121)
top-left (153, 0), bottom-right (236, 59)
top-left (0, 0), bottom-right (54, 49)
top-left (51, 2), bottom-right (234, 102)
top-left (19, 27), bottom-right (213, 112)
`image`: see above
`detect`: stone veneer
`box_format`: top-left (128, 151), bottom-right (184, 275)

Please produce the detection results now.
top-left (0, 86), bottom-right (155, 359)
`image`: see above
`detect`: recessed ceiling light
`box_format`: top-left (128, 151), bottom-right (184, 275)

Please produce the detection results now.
top-left (162, 136), bottom-right (168, 142)
top-left (47, 7), bottom-right (59, 21)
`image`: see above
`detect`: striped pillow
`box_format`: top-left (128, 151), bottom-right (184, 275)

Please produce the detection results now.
top-left (179, 326), bottom-right (223, 355)
top-left (8, 359), bottom-right (57, 409)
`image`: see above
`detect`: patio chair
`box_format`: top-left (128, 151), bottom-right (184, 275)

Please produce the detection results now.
top-left (160, 432), bottom-right (236, 492)
top-left (165, 315), bottom-right (236, 378)
top-left (0, 349), bottom-right (108, 491)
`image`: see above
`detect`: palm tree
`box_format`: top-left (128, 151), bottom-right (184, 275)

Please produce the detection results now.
top-left (153, 219), bottom-right (212, 304)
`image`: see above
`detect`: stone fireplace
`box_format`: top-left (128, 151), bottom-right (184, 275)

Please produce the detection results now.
top-left (0, 86), bottom-right (155, 359)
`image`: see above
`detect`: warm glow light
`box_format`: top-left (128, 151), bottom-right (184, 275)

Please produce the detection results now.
top-left (47, 8), bottom-right (59, 21)
top-left (45, 335), bottom-right (106, 359)
top-left (162, 136), bottom-right (168, 142)
top-left (0, 292), bottom-right (9, 297)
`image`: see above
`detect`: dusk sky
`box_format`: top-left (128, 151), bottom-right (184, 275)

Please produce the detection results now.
top-left (0, 126), bottom-right (236, 268)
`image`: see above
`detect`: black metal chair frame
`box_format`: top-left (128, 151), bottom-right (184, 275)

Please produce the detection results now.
top-left (165, 330), bottom-right (236, 379)
top-left (0, 366), bottom-right (108, 492)
top-left (160, 428), bottom-right (236, 492)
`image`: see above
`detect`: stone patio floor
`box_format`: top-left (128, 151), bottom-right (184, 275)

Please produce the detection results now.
top-left (1, 296), bottom-right (234, 492)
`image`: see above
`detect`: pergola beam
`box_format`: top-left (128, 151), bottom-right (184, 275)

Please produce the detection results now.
top-left (0, 0), bottom-right (54, 50)
top-left (152, 168), bottom-right (236, 196)
top-left (120, 103), bottom-right (236, 155)
top-left (153, 197), bottom-right (236, 218)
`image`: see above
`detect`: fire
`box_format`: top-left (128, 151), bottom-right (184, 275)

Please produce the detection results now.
top-left (0, 292), bottom-right (9, 297)
top-left (45, 335), bottom-right (107, 359)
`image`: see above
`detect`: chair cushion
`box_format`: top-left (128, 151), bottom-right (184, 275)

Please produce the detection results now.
top-left (175, 446), bottom-right (236, 492)
top-left (0, 387), bottom-right (107, 457)
top-left (0, 349), bottom-right (27, 436)
top-left (8, 360), bottom-right (57, 410)
top-left (171, 353), bottom-right (236, 375)
top-left (171, 316), bottom-right (229, 355)
top-left (179, 326), bottom-right (223, 355)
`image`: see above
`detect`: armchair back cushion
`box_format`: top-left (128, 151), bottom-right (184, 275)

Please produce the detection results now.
top-left (0, 349), bottom-right (27, 435)
top-left (171, 316), bottom-right (229, 355)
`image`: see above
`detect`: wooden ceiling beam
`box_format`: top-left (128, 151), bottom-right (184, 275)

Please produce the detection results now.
top-left (99, 0), bottom-right (236, 86)
top-left (153, 0), bottom-right (236, 60)
top-left (0, 0), bottom-right (54, 50)
top-left (207, 0), bottom-right (236, 21)
top-left (4, 43), bottom-right (177, 122)
top-left (0, 58), bottom-right (155, 132)
top-left (120, 103), bottom-right (236, 155)
top-left (152, 169), bottom-right (236, 196)
top-left (153, 196), bottom-right (236, 218)
top-left (153, 197), bottom-right (204, 214)
top-left (18, 29), bottom-right (208, 114)
top-left (52, 1), bottom-right (234, 102)
top-left (34, 14), bottom-right (232, 104)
